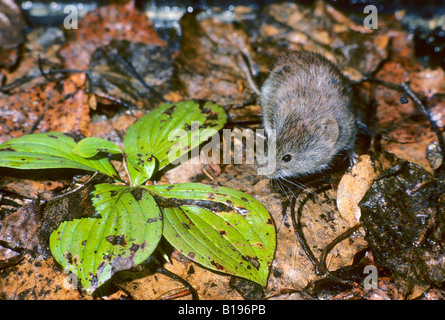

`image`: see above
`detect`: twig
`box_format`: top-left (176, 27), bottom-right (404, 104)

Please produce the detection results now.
top-left (319, 222), bottom-right (362, 273)
top-left (156, 286), bottom-right (201, 300)
top-left (289, 196), bottom-right (324, 276)
top-left (102, 46), bottom-right (167, 104)
top-left (0, 68), bottom-right (86, 93)
top-left (237, 52), bottom-right (261, 96)
top-left (45, 171), bottom-right (99, 203)
top-left (400, 82), bottom-right (445, 173)
top-left (0, 251), bottom-right (25, 270)
top-left (156, 266), bottom-right (199, 300)
top-left (37, 56), bottom-right (55, 82)
top-left (359, 75), bottom-right (445, 175)
top-left (290, 195), bottom-right (356, 284)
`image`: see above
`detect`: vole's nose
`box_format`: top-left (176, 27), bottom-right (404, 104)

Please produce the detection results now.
top-left (256, 156), bottom-right (277, 177)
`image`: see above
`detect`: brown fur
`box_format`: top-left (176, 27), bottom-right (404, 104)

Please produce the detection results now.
top-left (260, 50), bottom-right (357, 178)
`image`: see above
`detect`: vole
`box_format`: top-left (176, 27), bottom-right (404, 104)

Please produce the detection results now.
top-left (256, 50), bottom-right (357, 179)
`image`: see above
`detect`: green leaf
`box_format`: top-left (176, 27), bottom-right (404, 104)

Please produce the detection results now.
top-left (71, 137), bottom-right (122, 158)
top-left (49, 184), bottom-right (163, 294)
top-left (0, 132), bottom-right (120, 179)
top-left (124, 101), bottom-right (226, 185)
top-left (125, 152), bottom-right (156, 186)
top-left (145, 183), bottom-right (276, 286)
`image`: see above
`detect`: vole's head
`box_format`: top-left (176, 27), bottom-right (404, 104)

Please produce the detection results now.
top-left (258, 117), bottom-right (340, 179)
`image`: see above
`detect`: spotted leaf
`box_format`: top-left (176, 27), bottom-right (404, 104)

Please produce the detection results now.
top-left (0, 132), bottom-right (119, 180)
top-left (49, 184), bottom-right (163, 294)
top-left (71, 137), bottom-right (122, 158)
top-left (145, 183), bottom-right (276, 286)
top-left (123, 100), bottom-right (226, 185)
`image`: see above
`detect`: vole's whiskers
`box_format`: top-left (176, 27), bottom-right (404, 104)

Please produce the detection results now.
top-left (282, 181), bottom-right (300, 203)
top-left (273, 178), bottom-right (302, 206)
top-left (272, 178), bottom-right (290, 203)
top-left (282, 177), bottom-right (321, 199)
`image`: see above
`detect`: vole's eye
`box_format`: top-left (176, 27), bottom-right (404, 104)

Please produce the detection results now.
top-left (282, 154), bottom-right (292, 163)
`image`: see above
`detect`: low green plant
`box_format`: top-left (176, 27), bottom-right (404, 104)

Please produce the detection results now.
top-left (0, 100), bottom-right (276, 294)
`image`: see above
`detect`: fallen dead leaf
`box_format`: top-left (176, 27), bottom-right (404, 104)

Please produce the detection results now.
top-left (0, 254), bottom-right (89, 300)
top-left (0, 73), bottom-right (90, 143)
top-left (410, 68), bottom-right (445, 98)
top-left (337, 155), bottom-right (379, 227)
top-left (59, 2), bottom-right (166, 70)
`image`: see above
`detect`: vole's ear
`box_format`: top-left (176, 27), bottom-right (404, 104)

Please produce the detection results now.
top-left (320, 119), bottom-right (339, 147)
